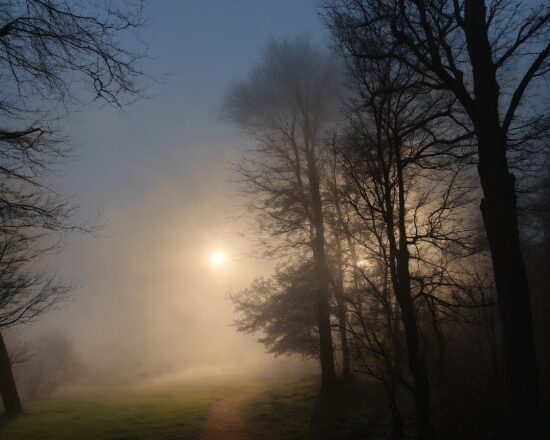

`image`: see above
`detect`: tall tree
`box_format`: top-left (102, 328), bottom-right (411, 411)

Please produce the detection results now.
top-left (324, 146), bottom-right (354, 379)
top-left (0, 331), bottom-right (21, 414)
top-left (335, 43), bottom-right (480, 435)
top-left (325, 0), bottom-right (549, 435)
top-left (223, 37), bottom-right (343, 387)
top-left (0, 169), bottom-right (71, 414)
top-left (0, 0), bottom-right (146, 414)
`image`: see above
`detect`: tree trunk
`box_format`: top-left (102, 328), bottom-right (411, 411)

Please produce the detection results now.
top-left (333, 187), bottom-right (356, 379)
top-left (394, 251), bottom-right (432, 440)
top-left (305, 135), bottom-right (337, 388)
top-left (478, 142), bottom-right (540, 438)
top-left (335, 284), bottom-right (351, 379)
top-left (0, 331), bottom-right (23, 415)
top-left (312, 241), bottom-right (338, 388)
top-left (334, 235), bottom-right (352, 379)
top-left (463, 1), bottom-right (540, 435)
top-left (335, 251), bottom-right (351, 379)
top-left (388, 383), bottom-right (404, 439)
top-left (385, 227), bottom-right (433, 439)
top-left (383, 150), bottom-right (433, 439)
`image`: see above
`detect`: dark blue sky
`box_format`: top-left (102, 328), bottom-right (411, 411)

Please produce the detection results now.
top-left (65, 1), bottom-right (328, 210)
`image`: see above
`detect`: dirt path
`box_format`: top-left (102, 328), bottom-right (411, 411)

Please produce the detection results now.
top-left (199, 392), bottom-right (255, 440)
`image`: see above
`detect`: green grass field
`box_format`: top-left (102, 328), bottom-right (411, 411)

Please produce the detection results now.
top-left (0, 380), bottom-right (408, 440)
top-left (244, 380), bottom-right (395, 440)
top-left (1, 378), bottom-right (507, 439)
top-left (0, 384), bottom-right (233, 440)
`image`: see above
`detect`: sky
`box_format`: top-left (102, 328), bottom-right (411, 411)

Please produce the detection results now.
top-left (11, 1), bottom-right (330, 384)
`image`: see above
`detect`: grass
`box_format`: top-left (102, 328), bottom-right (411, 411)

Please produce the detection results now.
top-left (244, 379), bottom-right (397, 440)
top-left (5, 377), bottom-right (511, 439)
top-left (0, 383), bottom-right (234, 440)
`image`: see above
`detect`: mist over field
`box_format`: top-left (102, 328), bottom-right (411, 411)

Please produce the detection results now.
top-left (4, 1), bottom-right (325, 390)
top-left (13, 159), bottom-right (314, 387)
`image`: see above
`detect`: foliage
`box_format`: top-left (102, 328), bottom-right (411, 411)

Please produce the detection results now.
top-left (232, 262), bottom-right (319, 358)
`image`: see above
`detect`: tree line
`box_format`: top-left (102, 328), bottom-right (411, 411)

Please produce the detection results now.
top-left (226, 1), bottom-right (549, 438)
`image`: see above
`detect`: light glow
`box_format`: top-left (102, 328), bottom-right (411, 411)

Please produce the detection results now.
top-left (356, 259), bottom-right (371, 268)
top-left (209, 250), bottom-right (228, 267)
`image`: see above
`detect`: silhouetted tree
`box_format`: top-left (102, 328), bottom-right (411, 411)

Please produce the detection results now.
top-left (521, 152), bottom-right (550, 389)
top-left (0, 0), bottom-right (146, 415)
top-left (0, 117), bottom-right (72, 416)
top-left (223, 37), bottom-right (344, 387)
top-left (334, 45), bottom-right (484, 435)
top-left (323, 145), bottom-right (355, 379)
top-left (325, 1), bottom-right (549, 435)
top-left (232, 263), bottom-right (319, 359)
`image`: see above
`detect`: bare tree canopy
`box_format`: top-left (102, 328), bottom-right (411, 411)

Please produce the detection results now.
top-left (0, 0), bottom-right (147, 416)
top-left (0, 0), bottom-right (145, 106)
top-left (0, 0), bottom-right (147, 332)
top-left (324, 0), bottom-right (549, 436)
top-left (223, 36), bottom-right (346, 387)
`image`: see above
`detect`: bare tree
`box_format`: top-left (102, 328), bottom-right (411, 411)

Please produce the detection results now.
top-left (323, 146), bottom-right (355, 379)
top-left (0, 0), bottom-right (146, 415)
top-left (0, 119), bottom-right (74, 416)
top-left (324, 1), bottom-right (549, 435)
top-left (334, 47), bottom-right (483, 436)
top-left (222, 36), bottom-right (344, 387)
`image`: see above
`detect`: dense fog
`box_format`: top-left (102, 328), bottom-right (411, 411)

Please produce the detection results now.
top-left (4, 1), bottom-right (325, 393)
